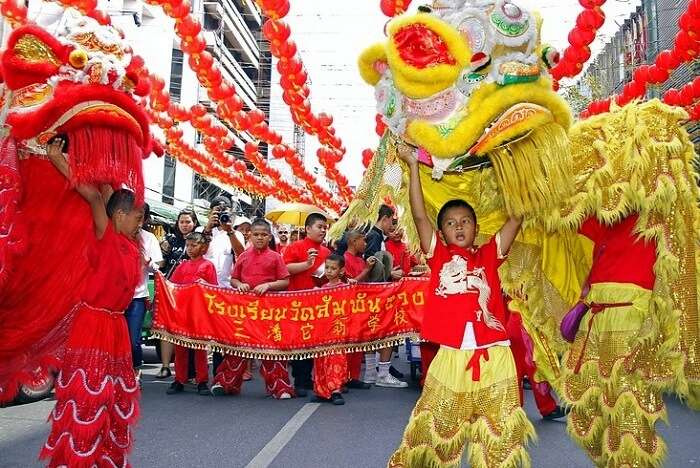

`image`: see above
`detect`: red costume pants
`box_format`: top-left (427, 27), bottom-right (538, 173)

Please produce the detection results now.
top-left (174, 346), bottom-right (208, 385)
top-left (347, 351), bottom-right (363, 380)
top-left (214, 356), bottom-right (294, 398)
top-left (506, 312), bottom-right (557, 416)
top-left (314, 353), bottom-right (349, 399)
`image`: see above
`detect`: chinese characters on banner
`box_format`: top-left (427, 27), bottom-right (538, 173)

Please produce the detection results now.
top-left (152, 273), bottom-right (427, 359)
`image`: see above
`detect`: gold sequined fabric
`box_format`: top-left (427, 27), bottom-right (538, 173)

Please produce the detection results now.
top-left (388, 347), bottom-right (535, 468)
top-left (561, 283), bottom-right (670, 468)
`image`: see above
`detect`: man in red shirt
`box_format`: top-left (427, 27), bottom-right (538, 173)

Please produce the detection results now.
top-left (167, 232), bottom-right (218, 396)
top-left (211, 219), bottom-right (294, 399)
top-left (283, 213), bottom-right (331, 396)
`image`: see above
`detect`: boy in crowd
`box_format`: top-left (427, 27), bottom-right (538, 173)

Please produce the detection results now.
top-left (167, 232), bottom-right (218, 396)
top-left (283, 213), bottom-right (331, 397)
top-left (311, 254), bottom-right (353, 405)
top-left (211, 219), bottom-right (294, 399)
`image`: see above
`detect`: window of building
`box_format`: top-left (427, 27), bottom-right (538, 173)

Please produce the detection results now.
top-left (169, 49), bottom-right (184, 103)
top-left (162, 155), bottom-right (177, 205)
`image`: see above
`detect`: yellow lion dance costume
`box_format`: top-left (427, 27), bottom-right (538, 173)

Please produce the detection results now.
top-left (331, 1), bottom-right (700, 467)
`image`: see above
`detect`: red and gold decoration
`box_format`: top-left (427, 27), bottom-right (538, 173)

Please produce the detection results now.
top-left (152, 273), bottom-right (427, 359)
top-left (380, 0), bottom-right (412, 17)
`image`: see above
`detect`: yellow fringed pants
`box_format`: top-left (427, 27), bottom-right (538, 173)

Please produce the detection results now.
top-left (561, 283), bottom-right (677, 468)
top-left (388, 346), bottom-right (535, 468)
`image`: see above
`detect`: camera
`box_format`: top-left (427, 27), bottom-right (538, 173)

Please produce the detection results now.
top-left (219, 212), bottom-right (231, 224)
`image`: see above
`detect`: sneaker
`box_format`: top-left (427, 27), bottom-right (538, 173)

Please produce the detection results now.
top-left (542, 405), bottom-right (568, 421)
top-left (166, 381), bottom-right (184, 394)
top-left (278, 392), bottom-right (292, 400)
top-left (295, 387), bottom-right (308, 398)
top-left (375, 374), bottom-right (408, 388)
top-left (331, 392), bottom-right (345, 406)
top-left (341, 386), bottom-right (349, 394)
top-left (197, 382), bottom-right (211, 396)
top-left (389, 366), bottom-right (405, 379)
top-left (346, 379), bottom-right (371, 390)
top-left (310, 394), bottom-right (327, 403)
top-left (211, 383), bottom-right (226, 396)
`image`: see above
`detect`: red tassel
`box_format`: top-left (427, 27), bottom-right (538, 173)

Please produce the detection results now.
top-left (67, 127), bottom-right (144, 204)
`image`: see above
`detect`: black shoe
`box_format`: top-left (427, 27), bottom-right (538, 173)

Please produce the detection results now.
top-left (295, 387), bottom-right (308, 398)
top-left (197, 382), bottom-right (211, 396)
top-left (522, 377), bottom-right (532, 390)
top-left (346, 379), bottom-right (371, 390)
top-left (166, 381), bottom-right (184, 394)
top-left (542, 405), bottom-right (568, 421)
top-left (341, 386), bottom-right (349, 394)
top-left (310, 394), bottom-right (327, 403)
top-left (331, 392), bottom-right (345, 406)
top-left (389, 366), bottom-right (404, 379)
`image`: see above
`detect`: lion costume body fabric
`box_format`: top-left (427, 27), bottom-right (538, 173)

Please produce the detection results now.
top-left (331, 1), bottom-right (700, 467)
top-left (0, 11), bottom-right (151, 408)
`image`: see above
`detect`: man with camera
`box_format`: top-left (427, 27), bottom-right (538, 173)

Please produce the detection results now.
top-left (200, 196), bottom-right (246, 287)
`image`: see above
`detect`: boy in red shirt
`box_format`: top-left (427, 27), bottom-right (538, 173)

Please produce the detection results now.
top-left (167, 232), bottom-right (218, 396)
top-left (311, 254), bottom-right (353, 405)
top-left (211, 219), bottom-right (294, 399)
top-left (389, 146), bottom-right (534, 467)
top-left (342, 231), bottom-right (377, 390)
top-left (283, 213), bottom-right (331, 397)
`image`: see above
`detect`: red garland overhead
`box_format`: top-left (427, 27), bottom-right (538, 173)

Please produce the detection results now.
top-left (550, 0), bottom-right (606, 85)
top-left (257, 0), bottom-right (353, 203)
top-left (581, 0), bottom-right (700, 119)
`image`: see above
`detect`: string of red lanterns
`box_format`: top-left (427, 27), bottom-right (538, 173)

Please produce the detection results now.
top-left (663, 76), bottom-right (700, 121)
top-left (550, 0), bottom-right (607, 87)
top-left (581, 0), bottom-right (700, 118)
top-left (145, 0), bottom-right (342, 212)
top-left (256, 0), bottom-right (353, 202)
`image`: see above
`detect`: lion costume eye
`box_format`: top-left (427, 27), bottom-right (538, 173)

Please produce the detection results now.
top-left (392, 23), bottom-right (457, 69)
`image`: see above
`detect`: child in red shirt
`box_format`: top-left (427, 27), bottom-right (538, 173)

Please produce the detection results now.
top-left (311, 254), bottom-right (354, 405)
top-left (283, 213), bottom-right (331, 396)
top-left (166, 232), bottom-right (218, 396)
top-left (389, 145), bottom-right (533, 468)
top-left (211, 219), bottom-right (295, 399)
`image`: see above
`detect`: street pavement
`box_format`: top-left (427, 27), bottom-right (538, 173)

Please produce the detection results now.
top-left (2, 346), bottom-right (700, 468)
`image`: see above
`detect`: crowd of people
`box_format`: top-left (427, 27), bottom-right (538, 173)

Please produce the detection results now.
top-left (139, 194), bottom-right (422, 404)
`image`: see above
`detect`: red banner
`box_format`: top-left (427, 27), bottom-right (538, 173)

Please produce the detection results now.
top-left (152, 273), bottom-right (427, 359)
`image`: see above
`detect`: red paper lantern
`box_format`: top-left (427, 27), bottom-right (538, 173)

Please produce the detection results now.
top-left (632, 65), bottom-right (650, 85)
top-left (576, 8), bottom-right (605, 30)
top-left (579, 0), bottom-right (606, 7)
top-left (175, 16), bottom-right (202, 38)
top-left (663, 88), bottom-right (681, 106)
top-left (568, 28), bottom-right (596, 47)
top-left (647, 65), bottom-right (670, 84)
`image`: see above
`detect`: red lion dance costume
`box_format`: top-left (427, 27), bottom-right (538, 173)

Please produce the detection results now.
top-left (0, 10), bottom-right (154, 467)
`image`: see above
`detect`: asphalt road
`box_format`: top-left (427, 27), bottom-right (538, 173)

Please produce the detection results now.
top-left (2, 347), bottom-right (699, 468)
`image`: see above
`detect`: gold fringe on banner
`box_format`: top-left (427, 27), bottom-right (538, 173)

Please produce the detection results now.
top-left (150, 329), bottom-right (420, 361)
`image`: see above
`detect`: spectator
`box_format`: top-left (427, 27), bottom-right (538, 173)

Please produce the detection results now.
top-left (385, 226), bottom-right (419, 276)
top-left (157, 209), bottom-right (199, 379)
top-left (233, 215), bottom-right (252, 247)
top-left (199, 196), bottom-right (246, 378)
top-left (276, 225), bottom-right (291, 254)
top-left (290, 229), bottom-right (300, 243)
top-left (311, 254), bottom-right (354, 405)
top-left (125, 204), bottom-right (164, 385)
top-left (283, 213), bottom-right (331, 397)
top-left (362, 205), bottom-right (408, 388)
top-left (166, 232), bottom-right (218, 396)
top-left (211, 218), bottom-right (294, 399)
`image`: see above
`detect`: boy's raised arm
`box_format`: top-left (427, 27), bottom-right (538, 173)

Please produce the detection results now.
top-left (497, 216), bottom-right (523, 258)
top-left (398, 144), bottom-right (433, 254)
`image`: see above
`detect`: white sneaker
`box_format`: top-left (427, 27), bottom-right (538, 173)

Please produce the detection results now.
top-left (278, 392), bottom-right (292, 399)
top-left (211, 383), bottom-right (225, 396)
top-left (375, 374), bottom-right (408, 388)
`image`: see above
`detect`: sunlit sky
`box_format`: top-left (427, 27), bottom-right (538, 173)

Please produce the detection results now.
top-left (271, 0), bottom-right (641, 187)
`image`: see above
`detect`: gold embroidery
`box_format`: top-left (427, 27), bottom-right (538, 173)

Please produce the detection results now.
top-left (14, 35), bottom-right (60, 65)
top-left (70, 32), bottom-right (125, 59)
